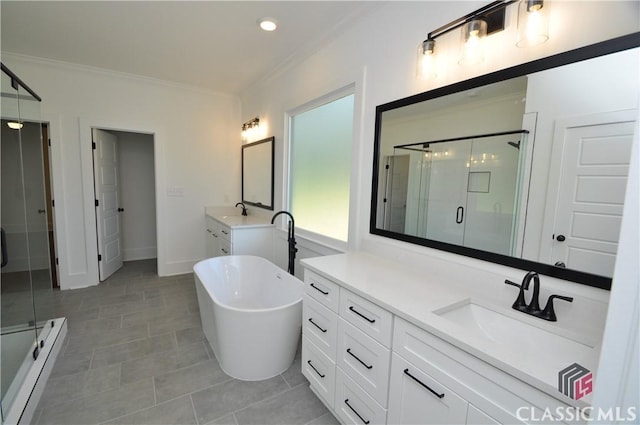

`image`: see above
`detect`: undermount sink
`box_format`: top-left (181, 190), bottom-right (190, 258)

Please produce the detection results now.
top-left (434, 300), bottom-right (594, 360)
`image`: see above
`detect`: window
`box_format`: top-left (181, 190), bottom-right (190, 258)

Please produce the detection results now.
top-left (289, 93), bottom-right (354, 242)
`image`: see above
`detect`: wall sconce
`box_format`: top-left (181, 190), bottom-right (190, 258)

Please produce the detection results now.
top-left (417, 0), bottom-right (549, 79)
top-left (241, 117), bottom-right (260, 141)
top-left (516, 0), bottom-right (549, 47)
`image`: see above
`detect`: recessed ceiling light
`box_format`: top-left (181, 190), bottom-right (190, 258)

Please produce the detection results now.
top-left (7, 121), bottom-right (23, 130)
top-left (258, 18), bottom-right (277, 32)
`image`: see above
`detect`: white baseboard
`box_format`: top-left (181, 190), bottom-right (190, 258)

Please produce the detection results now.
top-left (123, 246), bottom-right (157, 262)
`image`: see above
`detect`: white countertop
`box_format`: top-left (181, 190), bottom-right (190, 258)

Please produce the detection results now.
top-left (205, 207), bottom-right (274, 229)
top-left (301, 251), bottom-right (605, 408)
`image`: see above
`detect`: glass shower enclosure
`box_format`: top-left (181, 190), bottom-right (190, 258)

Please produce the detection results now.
top-left (1, 63), bottom-right (61, 424)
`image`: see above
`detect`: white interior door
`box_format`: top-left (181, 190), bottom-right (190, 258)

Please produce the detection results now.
top-left (93, 128), bottom-right (123, 281)
top-left (548, 114), bottom-right (635, 277)
top-left (383, 155), bottom-right (410, 233)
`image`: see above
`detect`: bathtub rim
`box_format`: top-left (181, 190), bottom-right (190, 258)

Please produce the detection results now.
top-left (193, 255), bottom-right (304, 314)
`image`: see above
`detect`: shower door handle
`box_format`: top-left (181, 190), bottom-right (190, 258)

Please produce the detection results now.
top-left (1, 227), bottom-right (8, 268)
top-left (456, 206), bottom-right (464, 224)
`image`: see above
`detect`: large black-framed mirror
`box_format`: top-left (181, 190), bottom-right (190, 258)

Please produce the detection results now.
top-left (242, 136), bottom-right (274, 210)
top-left (371, 33), bottom-right (640, 290)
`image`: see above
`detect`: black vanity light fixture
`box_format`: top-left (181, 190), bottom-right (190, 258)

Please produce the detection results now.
top-left (418, 0), bottom-right (549, 79)
top-left (241, 117), bottom-right (260, 141)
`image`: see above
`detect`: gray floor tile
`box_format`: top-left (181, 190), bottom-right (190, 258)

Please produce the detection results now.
top-left (65, 324), bottom-right (149, 354)
top-left (104, 395), bottom-right (197, 425)
top-left (206, 414), bottom-right (238, 425)
top-left (234, 385), bottom-right (328, 425)
top-left (120, 341), bottom-right (209, 385)
top-left (67, 316), bottom-right (123, 334)
top-left (38, 364), bottom-right (121, 409)
top-left (49, 350), bottom-right (93, 378)
top-left (99, 297), bottom-right (165, 318)
top-left (175, 326), bottom-right (205, 346)
top-left (121, 305), bottom-right (192, 329)
top-left (148, 312), bottom-right (202, 337)
top-left (91, 333), bottom-right (177, 369)
top-left (37, 378), bottom-right (154, 425)
top-left (305, 412), bottom-right (340, 425)
top-left (191, 376), bottom-right (290, 425)
top-left (154, 359), bottom-right (231, 403)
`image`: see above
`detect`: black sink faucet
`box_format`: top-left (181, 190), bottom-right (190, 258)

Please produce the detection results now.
top-left (235, 202), bottom-right (248, 216)
top-left (505, 271), bottom-right (573, 322)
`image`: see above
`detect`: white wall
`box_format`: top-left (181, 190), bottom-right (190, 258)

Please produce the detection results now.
top-left (2, 54), bottom-right (241, 289)
top-left (240, 0), bottom-right (639, 409)
top-left (113, 131), bottom-right (157, 261)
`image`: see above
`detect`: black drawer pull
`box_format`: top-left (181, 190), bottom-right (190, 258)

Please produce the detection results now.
top-left (404, 368), bottom-right (444, 399)
top-left (308, 318), bottom-right (327, 333)
top-left (344, 399), bottom-right (370, 424)
top-left (347, 348), bottom-right (373, 369)
top-left (307, 360), bottom-right (325, 378)
top-left (310, 283), bottom-right (329, 295)
top-left (348, 306), bottom-right (375, 323)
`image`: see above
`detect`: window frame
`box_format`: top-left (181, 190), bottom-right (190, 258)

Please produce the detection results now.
top-left (284, 84), bottom-right (356, 251)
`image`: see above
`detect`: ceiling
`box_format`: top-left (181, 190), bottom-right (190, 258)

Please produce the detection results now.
top-left (1, 1), bottom-right (381, 95)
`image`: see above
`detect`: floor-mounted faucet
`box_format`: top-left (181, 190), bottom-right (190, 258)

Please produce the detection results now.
top-left (271, 211), bottom-right (297, 275)
top-left (235, 202), bottom-right (248, 216)
top-left (505, 271), bottom-right (573, 322)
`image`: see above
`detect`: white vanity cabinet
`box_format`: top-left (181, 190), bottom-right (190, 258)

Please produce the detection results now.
top-left (302, 269), bottom-right (392, 425)
top-left (204, 214), bottom-right (273, 259)
top-left (300, 258), bottom-right (578, 425)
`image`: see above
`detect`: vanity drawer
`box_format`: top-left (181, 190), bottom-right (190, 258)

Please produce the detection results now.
top-left (340, 288), bottom-right (393, 347)
top-left (303, 295), bottom-right (338, 359)
top-left (302, 336), bottom-right (336, 409)
top-left (305, 270), bottom-right (340, 313)
top-left (335, 367), bottom-right (387, 425)
top-left (337, 318), bottom-right (391, 408)
top-left (218, 237), bottom-right (231, 256)
top-left (218, 222), bottom-right (231, 241)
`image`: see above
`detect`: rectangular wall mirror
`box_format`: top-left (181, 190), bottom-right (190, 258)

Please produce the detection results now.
top-left (370, 34), bottom-right (639, 289)
top-left (242, 136), bottom-right (274, 210)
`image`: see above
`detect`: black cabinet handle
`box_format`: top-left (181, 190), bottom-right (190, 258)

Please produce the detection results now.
top-left (348, 306), bottom-right (375, 323)
top-left (307, 360), bottom-right (325, 378)
top-left (344, 399), bottom-right (370, 424)
top-left (117, 207), bottom-right (124, 212)
top-left (347, 348), bottom-right (373, 369)
top-left (404, 368), bottom-right (444, 399)
top-left (310, 283), bottom-right (329, 295)
top-left (221, 229), bottom-right (229, 235)
top-left (456, 206), bottom-right (464, 224)
top-left (308, 318), bottom-right (327, 333)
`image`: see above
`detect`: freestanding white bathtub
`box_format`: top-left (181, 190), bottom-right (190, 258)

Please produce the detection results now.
top-left (193, 255), bottom-right (304, 381)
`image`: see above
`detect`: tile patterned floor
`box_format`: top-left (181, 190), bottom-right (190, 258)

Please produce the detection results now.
top-left (34, 260), bottom-right (338, 425)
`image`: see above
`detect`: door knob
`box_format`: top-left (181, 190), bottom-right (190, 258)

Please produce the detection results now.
top-left (555, 234), bottom-right (566, 242)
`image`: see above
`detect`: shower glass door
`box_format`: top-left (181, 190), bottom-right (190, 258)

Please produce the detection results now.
top-left (1, 64), bottom-right (53, 421)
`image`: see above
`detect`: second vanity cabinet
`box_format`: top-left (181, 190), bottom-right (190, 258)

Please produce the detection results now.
top-left (205, 214), bottom-right (273, 259)
top-left (301, 257), bottom-right (582, 425)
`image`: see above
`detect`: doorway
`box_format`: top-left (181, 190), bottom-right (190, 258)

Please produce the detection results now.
top-left (92, 128), bottom-right (156, 281)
